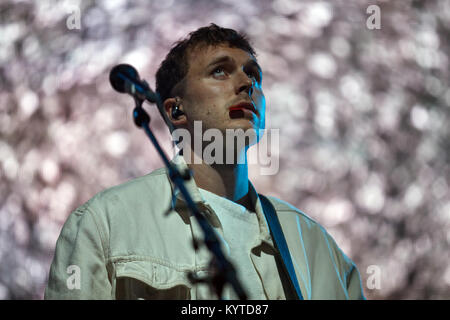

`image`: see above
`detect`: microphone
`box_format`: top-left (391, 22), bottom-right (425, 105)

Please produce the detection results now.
top-left (109, 64), bottom-right (159, 103)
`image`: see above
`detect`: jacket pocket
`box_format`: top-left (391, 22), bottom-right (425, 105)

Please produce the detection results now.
top-left (113, 259), bottom-right (192, 299)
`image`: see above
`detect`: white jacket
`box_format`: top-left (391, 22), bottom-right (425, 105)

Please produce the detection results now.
top-left (45, 155), bottom-right (365, 300)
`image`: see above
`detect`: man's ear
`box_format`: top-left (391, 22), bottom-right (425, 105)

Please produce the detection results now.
top-left (163, 97), bottom-right (187, 126)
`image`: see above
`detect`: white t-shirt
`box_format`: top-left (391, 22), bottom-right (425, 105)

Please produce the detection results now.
top-left (199, 188), bottom-right (285, 299)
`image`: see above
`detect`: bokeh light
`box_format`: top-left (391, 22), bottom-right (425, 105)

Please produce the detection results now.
top-left (0, 0), bottom-right (449, 299)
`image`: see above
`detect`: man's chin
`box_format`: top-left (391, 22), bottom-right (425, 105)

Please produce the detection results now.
top-left (223, 118), bottom-right (261, 131)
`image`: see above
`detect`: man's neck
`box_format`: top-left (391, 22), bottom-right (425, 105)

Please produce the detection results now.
top-left (185, 150), bottom-right (254, 212)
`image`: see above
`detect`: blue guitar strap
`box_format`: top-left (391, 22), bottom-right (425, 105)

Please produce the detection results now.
top-left (259, 194), bottom-right (304, 300)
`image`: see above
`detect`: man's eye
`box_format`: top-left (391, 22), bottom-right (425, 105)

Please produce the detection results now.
top-left (212, 67), bottom-right (226, 77)
top-left (248, 72), bottom-right (261, 84)
top-left (245, 68), bottom-right (261, 83)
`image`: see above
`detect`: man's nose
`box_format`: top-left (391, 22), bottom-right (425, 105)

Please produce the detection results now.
top-left (236, 71), bottom-right (254, 96)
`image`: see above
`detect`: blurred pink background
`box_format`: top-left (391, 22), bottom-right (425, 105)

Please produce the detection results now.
top-left (0, 0), bottom-right (449, 299)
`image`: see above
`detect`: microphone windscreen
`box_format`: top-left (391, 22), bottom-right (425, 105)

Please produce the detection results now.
top-left (109, 64), bottom-right (140, 93)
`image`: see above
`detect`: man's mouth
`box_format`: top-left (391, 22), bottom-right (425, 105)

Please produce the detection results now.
top-left (228, 101), bottom-right (257, 119)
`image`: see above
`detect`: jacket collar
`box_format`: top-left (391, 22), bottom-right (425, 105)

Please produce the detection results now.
top-left (165, 153), bottom-right (276, 252)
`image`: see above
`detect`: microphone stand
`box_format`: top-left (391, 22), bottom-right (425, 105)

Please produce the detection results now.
top-left (130, 94), bottom-right (248, 300)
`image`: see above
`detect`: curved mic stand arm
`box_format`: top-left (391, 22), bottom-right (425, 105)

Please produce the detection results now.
top-left (131, 94), bottom-right (248, 300)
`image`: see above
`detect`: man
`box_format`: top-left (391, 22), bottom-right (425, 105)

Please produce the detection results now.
top-left (45, 24), bottom-right (365, 299)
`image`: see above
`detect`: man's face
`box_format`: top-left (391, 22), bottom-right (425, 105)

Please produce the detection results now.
top-left (180, 44), bottom-right (266, 137)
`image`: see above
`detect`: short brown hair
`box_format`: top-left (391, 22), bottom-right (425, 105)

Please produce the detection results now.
top-left (155, 23), bottom-right (256, 131)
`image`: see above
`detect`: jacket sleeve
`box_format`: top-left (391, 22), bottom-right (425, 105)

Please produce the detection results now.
top-left (322, 227), bottom-right (366, 300)
top-left (346, 262), bottom-right (366, 300)
top-left (44, 201), bottom-right (112, 299)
